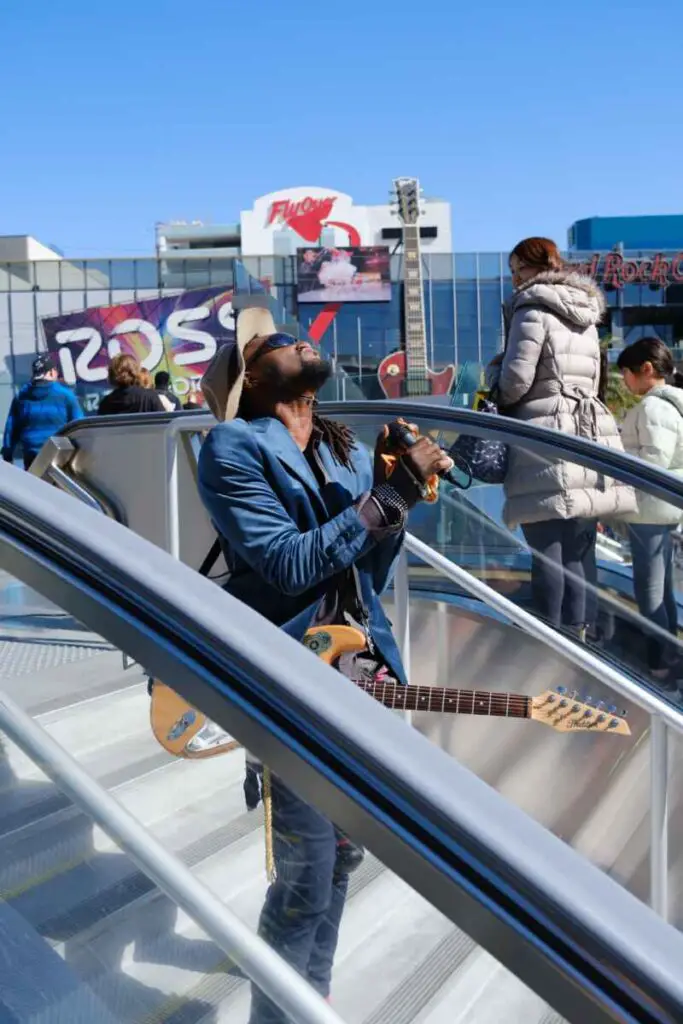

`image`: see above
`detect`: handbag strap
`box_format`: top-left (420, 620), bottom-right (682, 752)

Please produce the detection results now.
top-left (653, 390), bottom-right (683, 421)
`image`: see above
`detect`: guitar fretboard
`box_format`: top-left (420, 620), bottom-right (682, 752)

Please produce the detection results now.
top-left (402, 223), bottom-right (428, 396)
top-left (358, 680), bottom-right (531, 718)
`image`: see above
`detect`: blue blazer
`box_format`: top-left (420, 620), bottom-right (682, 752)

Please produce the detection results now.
top-left (198, 416), bottom-right (407, 685)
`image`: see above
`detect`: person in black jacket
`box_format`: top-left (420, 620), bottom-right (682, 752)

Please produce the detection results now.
top-left (154, 370), bottom-right (182, 411)
top-left (98, 355), bottom-right (165, 415)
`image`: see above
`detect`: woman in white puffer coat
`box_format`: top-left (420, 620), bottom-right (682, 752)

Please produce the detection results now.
top-left (618, 338), bottom-right (683, 683)
top-left (488, 236), bottom-right (635, 635)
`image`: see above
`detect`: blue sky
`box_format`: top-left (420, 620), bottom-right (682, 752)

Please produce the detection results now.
top-left (1, 0), bottom-right (680, 256)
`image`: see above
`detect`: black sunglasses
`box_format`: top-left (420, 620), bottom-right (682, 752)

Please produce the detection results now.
top-left (246, 332), bottom-right (299, 365)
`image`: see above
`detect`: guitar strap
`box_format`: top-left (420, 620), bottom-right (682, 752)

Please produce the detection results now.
top-left (198, 538), bottom-right (223, 579)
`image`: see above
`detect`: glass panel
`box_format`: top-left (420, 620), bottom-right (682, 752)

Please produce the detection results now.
top-left (478, 252), bottom-right (503, 280)
top-left (33, 261), bottom-right (61, 291)
top-left (323, 408), bottom-right (683, 925)
top-left (135, 259), bottom-right (161, 290)
top-left (83, 260), bottom-right (111, 291)
top-left (0, 563), bottom-right (579, 1020)
top-left (59, 261), bottom-right (87, 290)
top-left (6, 263), bottom-right (32, 290)
top-left (208, 258), bottom-right (233, 286)
top-left (109, 260), bottom-right (136, 290)
top-left (454, 253), bottom-right (477, 280)
top-left (427, 252), bottom-right (454, 282)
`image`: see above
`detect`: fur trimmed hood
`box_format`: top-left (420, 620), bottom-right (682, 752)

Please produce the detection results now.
top-left (508, 269), bottom-right (607, 328)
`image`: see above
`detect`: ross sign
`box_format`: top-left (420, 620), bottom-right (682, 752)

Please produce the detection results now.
top-left (569, 252), bottom-right (683, 289)
top-left (297, 246), bottom-right (391, 303)
top-left (41, 286), bottom-right (235, 413)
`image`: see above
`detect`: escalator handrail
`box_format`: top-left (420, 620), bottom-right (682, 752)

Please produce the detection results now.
top-left (1, 465), bottom-right (683, 1022)
top-left (322, 400), bottom-right (683, 511)
top-left (61, 400), bottom-right (683, 512)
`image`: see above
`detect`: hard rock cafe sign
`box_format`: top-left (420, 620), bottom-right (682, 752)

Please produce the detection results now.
top-left (570, 252), bottom-right (683, 289)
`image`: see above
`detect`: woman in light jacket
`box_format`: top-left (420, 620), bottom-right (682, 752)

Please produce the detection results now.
top-left (488, 237), bottom-right (634, 634)
top-left (618, 338), bottom-right (683, 682)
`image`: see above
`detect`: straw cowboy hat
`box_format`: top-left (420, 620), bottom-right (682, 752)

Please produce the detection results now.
top-left (201, 295), bottom-right (278, 423)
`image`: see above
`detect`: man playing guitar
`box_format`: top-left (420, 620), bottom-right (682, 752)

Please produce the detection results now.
top-left (198, 298), bottom-right (450, 1024)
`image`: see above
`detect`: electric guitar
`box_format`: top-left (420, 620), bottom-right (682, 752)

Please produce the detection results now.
top-left (377, 177), bottom-right (456, 400)
top-left (149, 624), bottom-right (630, 758)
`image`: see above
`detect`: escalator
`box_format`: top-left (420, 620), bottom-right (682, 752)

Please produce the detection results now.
top-left (2, 452), bottom-right (683, 1024)
top-left (6, 258), bottom-right (683, 1020)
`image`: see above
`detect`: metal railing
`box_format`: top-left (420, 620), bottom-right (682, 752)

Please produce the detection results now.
top-left (3, 458), bottom-right (683, 1022)
top-left (52, 403), bottom-right (683, 926)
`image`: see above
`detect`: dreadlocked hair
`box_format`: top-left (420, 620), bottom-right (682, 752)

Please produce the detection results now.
top-left (313, 413), bottom-right (355, 468)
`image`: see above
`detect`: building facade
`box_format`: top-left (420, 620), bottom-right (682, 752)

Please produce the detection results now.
top-left (156, 186), bottom-right (453, 260)
top-left (1, 195), bottom-right (683, 421)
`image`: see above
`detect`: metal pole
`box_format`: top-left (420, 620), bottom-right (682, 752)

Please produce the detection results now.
top-left (166, 429), bottom-right (180, 559)
top-left (333, 318), bottom-right (339, 401)
top-left (0, 689), bottom-right (342, 1024)
top-left (451, 252), bottom-right (459, 370)
top-left (428, 252), bottom-right (435, 368)
top-left (475, 252), bottom-right (482, 364)
top-left (650, 715), bottom-right (669, 919)
top-left (356, 316), bottom-right (363, 386)
top-left (394, 547), bottom-right (412, 724)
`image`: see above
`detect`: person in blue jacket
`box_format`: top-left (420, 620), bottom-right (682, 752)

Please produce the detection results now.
top-left (198, 300), bottom-right (450, 1024)
top-left (2, 354), bottom-right (84, 469)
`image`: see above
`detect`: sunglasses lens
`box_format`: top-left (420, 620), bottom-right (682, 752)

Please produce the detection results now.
top-left (248, 333), bottom-right (298, 364)
top-left (264, 333), bottom-right (298, 351)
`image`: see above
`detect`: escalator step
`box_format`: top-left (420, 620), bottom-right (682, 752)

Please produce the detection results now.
top-left (361, 928), bottom-right (475, 1024)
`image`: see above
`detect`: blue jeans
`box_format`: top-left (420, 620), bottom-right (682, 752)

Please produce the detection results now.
top-left (249, 777), bottom-right (348, 1024)
top-left (521, 518), bottom-right (598, 628)
top-left (627, 523), bottom-right (679, 672)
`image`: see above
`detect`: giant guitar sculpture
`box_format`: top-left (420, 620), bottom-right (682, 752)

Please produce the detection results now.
top-left (377, 177), bottom-right (456, 400)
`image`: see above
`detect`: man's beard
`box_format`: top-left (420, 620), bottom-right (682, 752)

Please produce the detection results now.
top-left (261, 357), bottom-right (333, 396)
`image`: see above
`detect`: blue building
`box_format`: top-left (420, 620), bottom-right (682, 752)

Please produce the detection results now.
top-left (568, 214), bottom-right (683, 252)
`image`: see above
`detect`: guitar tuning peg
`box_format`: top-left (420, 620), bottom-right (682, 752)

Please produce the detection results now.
top-left (556, 686), bottom-right (567, 695)
top-left (607, 704), bottom-right (617, 714)
top-left (596, 700), bottom-right (605, 711)
top-left (583, 696), bottom-right (593, 705)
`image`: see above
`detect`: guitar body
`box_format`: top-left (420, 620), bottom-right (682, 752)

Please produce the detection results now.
top-left (377, 351), bottom-right (456, 400)
top-left (149, 625), bottom-right (367, 759)
top-left (150, 682), bottom-right (239, 759)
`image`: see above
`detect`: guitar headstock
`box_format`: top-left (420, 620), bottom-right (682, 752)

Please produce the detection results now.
top-left (391, 177), bottom-right (423, 226)
top-left (531, 687), bottom-right (631, 736)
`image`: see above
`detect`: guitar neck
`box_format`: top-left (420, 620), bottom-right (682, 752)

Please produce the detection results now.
top-left (359, 680), bottom-right (531, 718)
top-left (402, 223), bottom-right (428, 387)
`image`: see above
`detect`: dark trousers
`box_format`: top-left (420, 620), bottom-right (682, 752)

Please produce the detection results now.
top-left (628, 523), bottom-right (679, 671)
top-left (249, 777), bottom-right (348, 1024)
top-left (521, 518), bottom-right (598, 629)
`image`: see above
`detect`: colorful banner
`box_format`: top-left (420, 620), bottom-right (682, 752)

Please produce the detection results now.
top-left (41, 287), bottom-right (235, 412)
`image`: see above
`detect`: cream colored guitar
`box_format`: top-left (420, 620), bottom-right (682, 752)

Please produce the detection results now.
top-left (149, 624), bottom-right (630, 758)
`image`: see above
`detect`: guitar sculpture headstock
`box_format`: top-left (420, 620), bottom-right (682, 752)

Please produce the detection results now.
top-left (532, 687), bottom-right (631, 735)
top-left (391, 177), bottom-right (422, 226)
